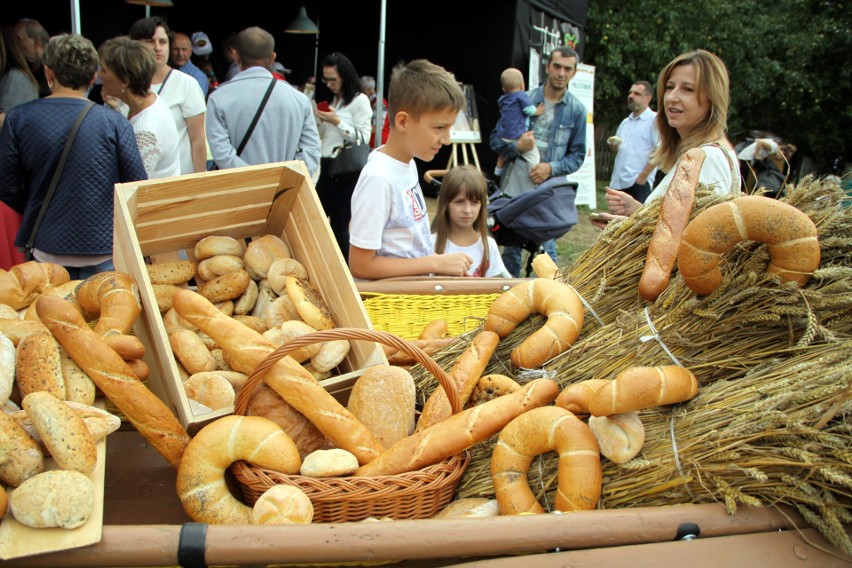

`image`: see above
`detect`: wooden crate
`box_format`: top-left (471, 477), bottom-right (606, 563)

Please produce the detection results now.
top-left (112, 161), bottom-right (386, 433)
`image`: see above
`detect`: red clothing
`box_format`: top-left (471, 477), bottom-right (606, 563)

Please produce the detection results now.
top-left (370, 96), bottom-right (390, 147)
top-left (0, 202), bottom-right (24, 270)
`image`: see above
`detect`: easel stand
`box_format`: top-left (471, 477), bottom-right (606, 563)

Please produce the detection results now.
top-left (424, 142), bottom-right (481, 186)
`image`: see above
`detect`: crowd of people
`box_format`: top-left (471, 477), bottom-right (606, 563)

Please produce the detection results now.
top-left (0, 17), bottom-right (744, 283)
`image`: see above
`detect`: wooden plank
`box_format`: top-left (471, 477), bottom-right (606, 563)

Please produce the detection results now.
top-left (0, 439), bottom-right (107, 560)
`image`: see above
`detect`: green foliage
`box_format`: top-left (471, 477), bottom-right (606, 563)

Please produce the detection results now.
top-left (585, 0), bottom-right (852, 169)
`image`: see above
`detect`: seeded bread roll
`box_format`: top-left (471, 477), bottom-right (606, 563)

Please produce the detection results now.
top-left (146, 260), bottom-right (197, 285)
top-left (16, 331), bottom-right (65, 400)
top-left (0, 411), bottom-right (44, 486)
top-left (284, 276), bottom-right (334, 330)
top-left (197, 269), bottom-right (251, 303)
top-left (152, 284), bottom-right (183, 313)
top-left (10, 470), bottom-right (95, 529)
top-left (22, 391), bottom-right (97, 474)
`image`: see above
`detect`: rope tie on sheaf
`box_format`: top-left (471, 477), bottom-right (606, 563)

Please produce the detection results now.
top-left (638, 306), bottom-right (694, 497)
top-left (575, 288), bottom-right (605, 328)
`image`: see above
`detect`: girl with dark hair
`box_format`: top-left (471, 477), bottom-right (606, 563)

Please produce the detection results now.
top-left (315, 51), bottom-right (372, 263)
top-left (431, 166), bottom-right (510, 278)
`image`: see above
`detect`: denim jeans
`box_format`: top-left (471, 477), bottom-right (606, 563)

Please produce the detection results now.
top-left (501, 239), bottom-right (557, 277)
top-left (64, 258), bottom-right (115, 280)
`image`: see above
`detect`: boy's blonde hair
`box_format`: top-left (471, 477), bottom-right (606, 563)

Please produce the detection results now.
top-left (387, 59), bottom-right (466, 125)
top-left (500, 68), bottom-right (524, 92)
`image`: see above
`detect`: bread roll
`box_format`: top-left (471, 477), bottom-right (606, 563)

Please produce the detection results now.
top-left (250, 285), bottom-right (278, 322)
top-left (247, 382), bottom-right (327, 459)
top-left (102, 334), bottom-right (146, 360)
top-left (468, 374), bottom-right (521, 407)
top-left (0, 261), bottom-right (69, 310)
top-left (531, 253), bottom-right (559, 279)
top-left (233, 314), bottom-right (268, 334)
top-left (197, 255), bottom-right (244, 281)
top-left (263, 321), bottom-right (321, 363)
top-left (233, 279), bottom-right (259, 315)
top-left (189, 370), bottom-right (247, 392)
top-left (251, 485), bottom-right (313, 525)
top-left (302, 363), bottom-right (331, 381)
top-left (197, 269), bottom-right (251, 303)
top-left (267, 258), bottom-right (309, 294)
top-left (347, 365), bottom-right (415, 448)
top-left (152, 284), bottom-right (182, 313)
top-left (589, 411), bottom-right (645, 463)
top-left (0, 486), bottom-right (6, 520)
top-left (125, 358), bottom-right (150, 381)
top-left (37, 295), bottom-right (190, 469)
top-left (210, 349), bottom-right (230, 371)
top-left (146, 260), bottom-right (197, 285)
top-left (170, 329), bottom-right (216, 375)
top-left (356, 378), bottom-right (560, 477)
top-left (638, 148), bottom-right (704, 302)
top-left (194, 235), bottom-right (246, 260)
top-left (74, 271), bottom-right (142, 337)
top-left (215, 300), bottom-right (235, 317)
top-left (59, 351), bottom-right (96, 405)
top-left (0, 303), bottom-right (19, 319)
top-left (22, 279), bottom-right (80, 321)
top-left (16, 331), bottom-right (65, 400)
top-left (434, 498), bottom-right (499, 519)
top-left (300, 448), bottom-right (359, 477)
top-left (678, 195), bottom-right (820, 296)
top-left (310, 339), bottom-right (350, 373)
top-left (9, 470), bottom-right (94, 529)
top-left (588, 366), bottom-right (699, 417)
top-left (0, 332), bottom-right (15, 405)
top-left (418, 319), bottom-right (448, 340)
top-left (184, 372), bottom-right (235, 411)
top-left (416, 331), bottom-right (499, 431)
top-left (0, 411), bottom-right (44, 486)
top-left (244, 235), bottom-right (291, 279)
top-left (176, 415), bottom-right (301, 524)
top-left (22, 391), bottom-right (97, 474)
top-left (485, 279), bottom-right (584, 369)
top-left (284, 276), bottom-right (334, 330)
top-left (0, 318), bottom-right (49, 345)
top-left (491, 406), bottom-right (601, 514)
top-left (163, 307), bottom-right (197, 334)
top-left (265, 295), bottom-right (302, 329)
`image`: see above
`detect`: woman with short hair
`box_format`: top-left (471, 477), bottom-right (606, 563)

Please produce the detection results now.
top-left (99, 36), bottom-right (180, 179)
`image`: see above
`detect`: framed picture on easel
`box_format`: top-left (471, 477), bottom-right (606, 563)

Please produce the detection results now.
top-left (450, 84), bottom-right (480, 143)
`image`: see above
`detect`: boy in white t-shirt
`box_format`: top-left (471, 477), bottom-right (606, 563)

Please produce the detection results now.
top-left (349, 59), bottom-right (472, 280)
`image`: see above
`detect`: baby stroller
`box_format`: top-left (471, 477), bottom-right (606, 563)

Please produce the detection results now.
top-left (486, 177), bottom-right (579, 277)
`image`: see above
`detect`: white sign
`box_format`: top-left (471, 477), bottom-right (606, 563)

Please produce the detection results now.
top-left (566, 63), bottom-right (596, 209)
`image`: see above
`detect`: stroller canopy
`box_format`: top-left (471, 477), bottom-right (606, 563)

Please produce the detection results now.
top-left (487, 177), bottom-right (578, 245)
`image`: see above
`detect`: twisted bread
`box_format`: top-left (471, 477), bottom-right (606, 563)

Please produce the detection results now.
top-left (36, 295), bottom-right (190, 468)
top-left (638, 148), bottom-right (704, 302)
top-left (74, 271), bottom-right (142, 336)
top-left (0, 261), bottom-right (69, 310)
top-left (588, 366), bottom-right (698, 417)
top-left (416, 330), bottom-right (499, 431)
top-left (485, 279), bottom-right (584, 369)
top-left (176, 415), bottom-right (301, 524)
top-left (677, 195), bottom-right (820, 295)
top-left (172, 290), bottom-right (384, 464)
top-left (355, 378), bottom-right (559, 477)
top-left (555, 379), bottom-right (610, 416)
top-left (491, 405), bottom-right (601, 514)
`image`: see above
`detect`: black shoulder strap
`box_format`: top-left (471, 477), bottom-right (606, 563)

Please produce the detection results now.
top-left (236, 78), bottom-right (277, 156)
top-left (26, 100), bottom-right (95, 260)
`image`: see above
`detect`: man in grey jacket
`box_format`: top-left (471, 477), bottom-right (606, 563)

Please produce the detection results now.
top-left (206, 26), bottom-right (320, 174)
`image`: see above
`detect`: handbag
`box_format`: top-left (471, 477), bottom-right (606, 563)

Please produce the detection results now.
top-left (326, 129), bottom-right (370, 179)
top-left (25, 100), bottom-right (95, 261)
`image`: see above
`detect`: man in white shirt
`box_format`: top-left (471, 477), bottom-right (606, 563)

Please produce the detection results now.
top-left (608, 81), bottom-right (660, 203)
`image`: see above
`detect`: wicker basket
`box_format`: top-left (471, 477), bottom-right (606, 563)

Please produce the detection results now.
top-left (231, 328), bottom-right (469, 523)
top-left (362, 293), bottom-right (500, 340)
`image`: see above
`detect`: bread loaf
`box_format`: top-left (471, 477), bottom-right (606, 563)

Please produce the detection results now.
top-left (588, 366), bottom-right (699, 417)
top-left (0, 411), bottom-right (44, 486)
top-left (638, 147), bottom-right (704, 302)
top-left (9, 470), bottom-right (94, 529)
top-left (146, 260), bottom-right (197, 285)
top-left (74, 271), bottom-right (142, 336)
top-left (491, 406), bottom-right (601, 514)
top-left (416, 330), bottom-right (499, 431)
top-left (0, 262), bottom-right (69, 310)
top-left (485, 279), bottom-right (584, 369)
top-left (251, 485), bottom-right (313, 525)
top-left (555, 379), bottom-right (610, 416)
top-left (247, 382), bottom-right (326, 459)
top-left (176, 415), bottom-right (301, 524)
top-left (37, 295), bottom-right (190, 468)
top-left (589, 411), bottom-right (645, 463)
top-left (347, 365), bottom-right (415, 448)
top-left (22, 391), bottom-right (97, 474)
top-left (194, 235), bottom-right (246, 260)
top-left (16, 331), bottom-right (65, 400)
top-left (300, 448), bottom-right (359, 477)
top-left (678, 195), bottom-right (820, 296)
top-left (355, 378), bottom-right (560, 477)
top-left (172, 290), bottom-right (383, 464)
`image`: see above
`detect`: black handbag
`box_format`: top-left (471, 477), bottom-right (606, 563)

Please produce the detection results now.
top-left (326, 130), bottom-right (370, 179)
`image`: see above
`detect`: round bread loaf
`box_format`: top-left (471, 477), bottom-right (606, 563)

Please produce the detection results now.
top-left (10, 470), bottom-right (95, 529)
top-left (300, 448), bottom-right (359, 477)
top-left (251, 485), bottom-right (314, 525)
top-left (244, 235), bottom-right (291, 279)
top-left (347, 365), bottom-right (415, 448)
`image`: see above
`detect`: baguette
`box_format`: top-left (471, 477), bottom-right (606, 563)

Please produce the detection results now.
top-left (531, 253), bottom-right (559, 279)
top-left (36, 295), bottom-right (190, 468)
top-left (0, 262), bottom-right (69, 310)
top-left (638, 147), bottom-right (704, 302)
top-left (415, 330), bottom-right (499, 431)
top-left (355, 378), bottom-right (559, 477)
top-left (418, 319), bottom-right (448, 340)
top-left (172, 290), bottom-right (384, 464)
top-left (677, 195), bottom-right (820, 296)
top-left (588, 366), bottom-right (699, 417)
top-left (176, 415), bottom-right (300, 524)
top-left (491, 405), bottom-right (601, 514)
top-left (485, 279), bottom-right (584, 369)
top-left (74, 271), bottom-right (142, 336)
